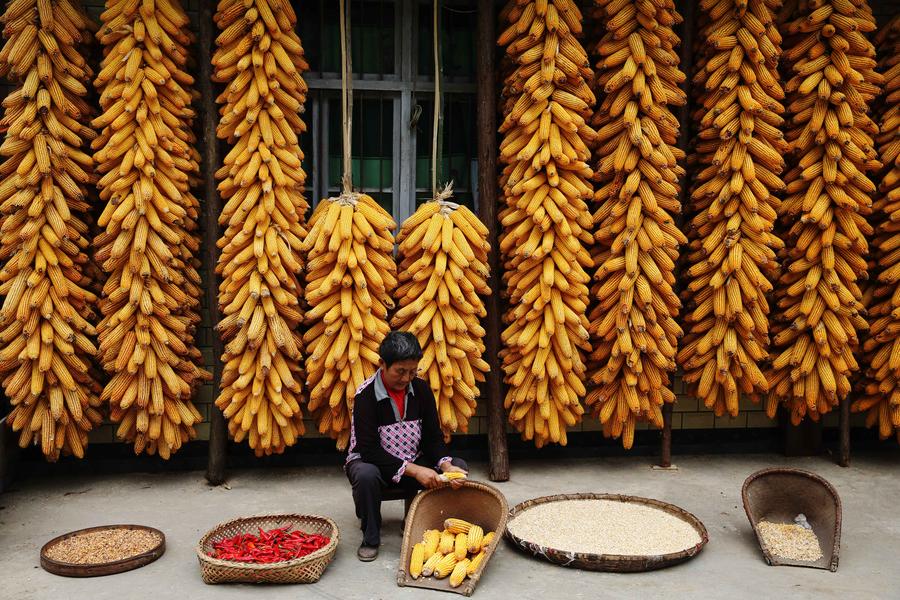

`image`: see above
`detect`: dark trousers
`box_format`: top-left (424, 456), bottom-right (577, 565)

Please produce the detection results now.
top-left (346, 456), bottom-right (469, 546)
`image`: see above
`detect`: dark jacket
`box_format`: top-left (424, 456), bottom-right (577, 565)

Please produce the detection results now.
top-left (346, 373), bottom-right (449, 483)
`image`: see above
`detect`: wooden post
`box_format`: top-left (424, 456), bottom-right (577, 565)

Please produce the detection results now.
top-left (199, 6), bottom-right (227, 485)
top-left (477, 0), bottom-right (509, 482)
top-left (658, 0), bottom-right (696, 467)
top-left (838, 398), bottom-right (850, 467)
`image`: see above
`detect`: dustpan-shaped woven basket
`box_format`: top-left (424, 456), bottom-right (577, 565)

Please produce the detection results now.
top-left (742, 468), bottom-right (841, 571)
top-left (397, 481), bottom-right (508, 596)
top-left (196, 514), bottom-right (339, 584)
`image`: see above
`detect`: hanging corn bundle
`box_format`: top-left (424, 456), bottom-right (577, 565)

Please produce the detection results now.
top-left (393, 188), bottom-right (491, 437)
top-left (302, 192), bottom-right (396, 449)
top-left (0, 1), bottom-right (102, 460)
top-left (303, 0), bottom-right (396, 449)
top-left (496, 0), bottom-right (596, 447)
top-left (853, 16), bottom-right (900, 442)
top-left (586, 0), bottom-right (686, 449)
top-left (677, 0), bottom-right (788, 418)
top-left (767, 1), bottom-right (882, 424)
top-left (211, 0), bottom-right (310, 456)
top-left (93, 0), bottom-right (210, 459)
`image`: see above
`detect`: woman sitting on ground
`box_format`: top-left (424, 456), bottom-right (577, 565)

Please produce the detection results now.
top-left (345, 331), bottom-right (468, 561)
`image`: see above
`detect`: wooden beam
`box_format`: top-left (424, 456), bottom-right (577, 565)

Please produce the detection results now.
top-left (476, 0), bottom-right (509, 482)
top-left (659, 0), bottom-right (697, 467)
top-left (838, 398), bottom-right (850, 467)
top-left (198, 5), bottom-right (227, 486)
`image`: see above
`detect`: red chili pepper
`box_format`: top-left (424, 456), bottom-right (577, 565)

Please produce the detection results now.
top-left (209, 526), bottom-right (331, 564)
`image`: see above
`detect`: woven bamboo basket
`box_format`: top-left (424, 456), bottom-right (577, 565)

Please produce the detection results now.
top-left (742, 467), bottom-right (841, 571)
top-left (397, 480), bottom-right (508, 596)
top-left (505, 493), bottom-right (708, 572)
top-left (196, 514), bottom-right (339, 584)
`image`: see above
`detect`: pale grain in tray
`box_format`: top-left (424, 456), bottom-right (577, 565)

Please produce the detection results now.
top-left (507, 499), bottom-right (702, 556)
top-left (756, 521), bottom-right (823, 562)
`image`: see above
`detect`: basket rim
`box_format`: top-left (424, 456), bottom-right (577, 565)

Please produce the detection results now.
top-left (505, 492), bottom-right (709, 564)
top-left (740, 467), bottom-right (841, 571)
top-left (40, 524), bottom-right (165, 571)
top-left (195, 513), bottom-right (340, 571)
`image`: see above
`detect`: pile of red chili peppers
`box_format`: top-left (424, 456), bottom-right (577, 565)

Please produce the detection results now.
top-left (210, 525), bottom-right (331, 564)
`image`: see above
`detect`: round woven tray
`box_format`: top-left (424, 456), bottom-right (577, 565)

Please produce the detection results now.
top-left (196, 514), bottom-right (339, 584)
top-left (505, 493), bottom-right (708, 572)
top-left (40, 525), bottom-right (165, 578)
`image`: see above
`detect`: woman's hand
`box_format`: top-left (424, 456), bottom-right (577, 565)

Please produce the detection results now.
top-left (407, 464), bottom-right (443, 489)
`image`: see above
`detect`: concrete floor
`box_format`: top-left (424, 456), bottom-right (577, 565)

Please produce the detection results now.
top-left (2, 454), bottom-right (898, 600)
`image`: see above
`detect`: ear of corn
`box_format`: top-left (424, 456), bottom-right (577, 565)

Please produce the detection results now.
top-left (767, 1), bottom-right (883, 424)
top-left (586, 0), bottom-right (687, 449)
top-left (409, 542), bottom-right (425, 579)
top-left (0, 0), bottom-right (103, 461)
top-left (438, 529), bottom-right (456, 554)
top-left (454, 532), bottom-right (468, 560)
top-left (423, 529), bottom-right (441, 558)
top-left (211, 0), bottom-right (310, 456)
top-left (302, 194), bottom-right (396, 449)
top-left (432, 552), bottom-right (458, 579)
top-left (853, 16), bottom-right (900, 443)
top-left (467, 550), bottom-right (485, 575)
top-left (466, 525), bottom-right (484, 554)
top-left (449, 558), bottom-right (470, 588)
top-left (392, 199), bottom-right (491, 436)
top-left (497, 0), bottom-right (596, 448)
top-left (421, 551), bottom-right (442, 577)
top-left (444, 518), bottom-right (474, 534)
top-left (482, 531), bottom-right (495, 547)
top-left (94, 0), bottom-right (211, 459)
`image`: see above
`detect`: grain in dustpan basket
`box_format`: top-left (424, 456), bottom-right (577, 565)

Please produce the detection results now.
top-left (397, 481), bottom-right (508, 596)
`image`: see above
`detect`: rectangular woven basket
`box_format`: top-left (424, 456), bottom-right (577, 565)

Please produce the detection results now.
top-left (196, 514), bottom-right (339, 584)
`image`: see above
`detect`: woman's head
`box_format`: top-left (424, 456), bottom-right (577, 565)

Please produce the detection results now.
top-left (378, 331), bottom-right (423, 390)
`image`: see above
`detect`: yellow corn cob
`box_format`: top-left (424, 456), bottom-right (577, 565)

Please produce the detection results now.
top-left (466, 525), bottom-right (484, 554)
top-left (449, 558), bottom-right (470, 588)
top-left (444, 518), bottom-right (474, 535)
top-left (438, 529), bottom-right (456, 554)
top-left (482, 531), bottom-right (495, 547)
top-left (467, 550), bottom-right (486, 575)
top-left (409, 543), bottom-right (425, 579)
top-left (421, 552), bottom-right (443, 577)
top-left (454, 533), bottom-right (468, 560)
top-left (441, 471), bottom-right (468, 481)
top-left (423, 529), bottom-right (442, 558)
top-left (432, 553), bottom-right (458, 579)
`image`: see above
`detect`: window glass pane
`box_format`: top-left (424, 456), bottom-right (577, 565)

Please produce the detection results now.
top-left (299, 0), bottom-right (396, 76)
top-left (418, 2), bottom-right (476, 79)
top-left (414, 94), bottom-right (476, 208)
top-left (327, 96), bottom-right (394, 215)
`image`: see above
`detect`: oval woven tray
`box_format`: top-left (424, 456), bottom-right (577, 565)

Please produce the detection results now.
top-left (40, 524), bottom-right (165, 578)
top-left (196, 514), bottom-right (339, 584)
top-left (505, 493), bottom-right (708, 572)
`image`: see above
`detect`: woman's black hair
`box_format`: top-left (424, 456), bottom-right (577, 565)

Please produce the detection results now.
top-left (378, 331), bottom-right (423, 366)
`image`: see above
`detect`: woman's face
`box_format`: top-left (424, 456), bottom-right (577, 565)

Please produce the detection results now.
top-left (380, 359), bottom-right (420, 391)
